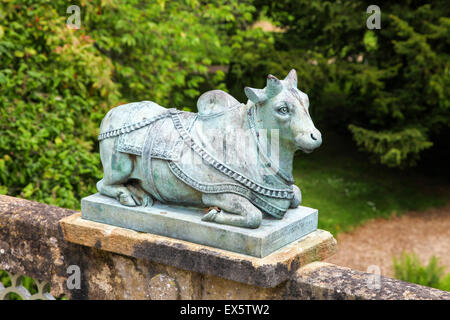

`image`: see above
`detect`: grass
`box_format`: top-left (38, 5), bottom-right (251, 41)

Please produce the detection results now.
top-left (292, 131), bottom-right (448, 236)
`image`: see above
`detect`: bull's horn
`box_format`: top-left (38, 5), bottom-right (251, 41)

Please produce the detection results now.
top-left (284, 69), bottom-right (297, 87)
top-left (244, 87), bottom-right (266, 104)
top-left (266, 74), bottom-right (282, 98)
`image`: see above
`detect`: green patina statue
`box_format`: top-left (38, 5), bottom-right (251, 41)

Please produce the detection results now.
top-left (96, 69), bottom-right (321, 229)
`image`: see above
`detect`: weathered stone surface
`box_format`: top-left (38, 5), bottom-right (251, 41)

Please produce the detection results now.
top-left (81, 193), bottom-right (318, 257)
top-left (61, 212), bottom-right (336, 287)
top-left (2, 195), bottom-right (449, 300)
top-left (200, 274), bottom-right (284, 299)
top-left (149, 274), bottom-right (180, 300)
top-left (0, 195), bottom-right (203, 299)
top-left (288, 262), bottom-right (450, 300)
top-left (0, 194), bottom-right (76, 297)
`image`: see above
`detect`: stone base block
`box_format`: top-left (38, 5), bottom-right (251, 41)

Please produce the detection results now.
top-left (81, 193), bottom-right (318, 258)
top-left (60, 212), bottom-right (337, 288)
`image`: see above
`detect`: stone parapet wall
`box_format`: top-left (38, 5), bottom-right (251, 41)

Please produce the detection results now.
top-left (0, 195), bottom-right (449, 300)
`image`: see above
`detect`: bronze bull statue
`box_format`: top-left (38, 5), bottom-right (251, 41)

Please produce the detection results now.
top-left (96, 70), bottom-right (321, 228)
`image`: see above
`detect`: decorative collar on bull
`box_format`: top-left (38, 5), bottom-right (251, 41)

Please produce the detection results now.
top-left (96, 69), bottom-right (322, 229)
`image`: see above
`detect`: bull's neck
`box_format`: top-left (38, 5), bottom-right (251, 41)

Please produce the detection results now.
top-left (247, 103), bottom-right (295, 185)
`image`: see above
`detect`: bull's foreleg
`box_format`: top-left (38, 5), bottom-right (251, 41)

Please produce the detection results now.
top-left (290, 184), bottom-right (302, 208)
top-left (201, 193), bottom-right (262, 229)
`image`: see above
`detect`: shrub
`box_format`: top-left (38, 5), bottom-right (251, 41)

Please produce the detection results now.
top-left (0, 0), bottom-right (270, 208)
top-left (0, 1), bottom-right (120, 208)
top-left (393, 252), bottom-right (450, 291)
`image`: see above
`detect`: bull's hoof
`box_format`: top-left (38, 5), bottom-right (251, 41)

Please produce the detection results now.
top-left (119, 193), bottom-right (138, 207)
top-left (142, 195), bottom-right (154, 207)
top-left (202, 208), bottom-right (220, 222)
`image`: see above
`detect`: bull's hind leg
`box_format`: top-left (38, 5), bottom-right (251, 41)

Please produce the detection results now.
top-left (201, 193), bottom-right (262, 229)
top-left (97, 179), bottom-right (139, 206)
top-left (97, 149), bottom-right (139, 206)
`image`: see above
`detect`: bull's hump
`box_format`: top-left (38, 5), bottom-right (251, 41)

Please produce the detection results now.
top-left (197, 90), bottom-right (241, 117)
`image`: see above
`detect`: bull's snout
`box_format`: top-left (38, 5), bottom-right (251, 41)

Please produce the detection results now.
top-left (310, 129), bottom-right (322, 147)
top-left (295, 129), bottom-right (322, 153)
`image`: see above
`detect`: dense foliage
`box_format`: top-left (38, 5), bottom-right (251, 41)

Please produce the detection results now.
top-left (0, 1), bottom-right (119, 208)
top-left (249, 0), bottom-right (450, 167)
top-left (0, 0), bottom-right (268, 208)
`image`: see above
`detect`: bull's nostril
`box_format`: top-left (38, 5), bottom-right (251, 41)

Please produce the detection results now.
top-left (311, 133), bottom-right (317, 141)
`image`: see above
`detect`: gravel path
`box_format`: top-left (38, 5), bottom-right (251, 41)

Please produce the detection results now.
top-left (326, 204), bottom-right (450, 277)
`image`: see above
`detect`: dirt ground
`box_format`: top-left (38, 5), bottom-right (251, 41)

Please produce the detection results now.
top-left (326, 204), bottom-right (450, 278)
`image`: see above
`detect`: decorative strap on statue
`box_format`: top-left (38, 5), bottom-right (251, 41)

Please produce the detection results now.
top-left (97, 110), bottom-right (175, 141)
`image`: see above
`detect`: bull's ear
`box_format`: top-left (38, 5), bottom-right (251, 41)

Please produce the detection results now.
top-left (284, 69), bottom-right (297, 87)
top-left (244, 87), bottom-right (266, 104)
top-left (266, 74), bottom-right (283, 98)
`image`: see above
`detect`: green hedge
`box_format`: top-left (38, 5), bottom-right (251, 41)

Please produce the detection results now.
top-left (0, 0), bottom-right (269, 208)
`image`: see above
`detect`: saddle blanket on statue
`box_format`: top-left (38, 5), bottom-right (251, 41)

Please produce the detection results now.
top-left (115, 101), bottom-right (197, 161)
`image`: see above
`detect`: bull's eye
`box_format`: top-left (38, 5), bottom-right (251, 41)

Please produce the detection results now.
top-left (278, 106), bottom-right (289, 115)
